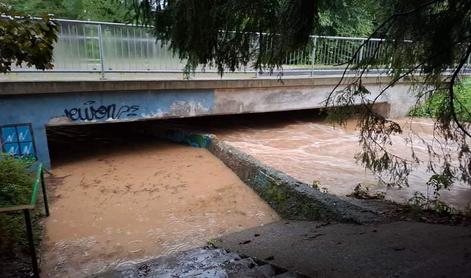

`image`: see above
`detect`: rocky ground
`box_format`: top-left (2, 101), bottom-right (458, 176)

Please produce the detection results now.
top-left (95, 247), bottom-right (305, 278)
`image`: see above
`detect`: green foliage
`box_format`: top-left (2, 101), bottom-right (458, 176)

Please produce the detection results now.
top-left (0, 155), bottom-right (36, 253)
top-left (410, 79), bottom-right (471, 122)
top-left (347, 184), bottom-right (385, 200)
top-left (317, 0), bottom-right (378, 36)
top-left (4, 0), bottom-right (134, 22)
top-left (0, 211), bottom-right (42, 253)
top-left (5, 0), bottom-right (82, 19)
top-left (3, 0), bottom-right (68, 17)
top-left (0, 154), bottom-right (34, 207)
top-left (79, 0), bottom-right (134, 22)
top-left (407, 191), bottom-right (456, 216)
top-left (0, 4), bottom-right (58, 72)
top-left (326, 0), bottom-right (471, 189)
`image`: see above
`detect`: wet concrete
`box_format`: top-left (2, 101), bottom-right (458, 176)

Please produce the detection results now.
top-left (216, 220), bottom-right (471, 278)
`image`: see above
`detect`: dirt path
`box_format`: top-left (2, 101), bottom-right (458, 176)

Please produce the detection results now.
top-left (40, 141), bottom-right (279, 277)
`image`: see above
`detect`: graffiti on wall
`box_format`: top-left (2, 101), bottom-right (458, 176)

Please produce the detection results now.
top-left (64, 101), bottom-right (140, 122)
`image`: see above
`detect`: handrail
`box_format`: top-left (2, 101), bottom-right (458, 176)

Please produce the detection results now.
top-left (30, 164), bottom-right (42, 206)
top-left (0, 162), bottom-right (49, 278)
top-left (6, 17), bottom-right (468, 78)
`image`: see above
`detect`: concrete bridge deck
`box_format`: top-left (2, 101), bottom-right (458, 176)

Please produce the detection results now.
top-left (0, 76), bottom-right (415, 167)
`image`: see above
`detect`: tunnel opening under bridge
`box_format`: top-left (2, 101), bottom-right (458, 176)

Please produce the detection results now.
top-left (45, 103), bottom-right (390, 167)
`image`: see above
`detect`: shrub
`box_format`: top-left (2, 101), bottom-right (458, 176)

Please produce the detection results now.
top-left (410, 78), bottom-right (471, 122)
top-left (0, 154), bottom-right (35, 252)
top-left (0, 154), bottom-right (34, 207)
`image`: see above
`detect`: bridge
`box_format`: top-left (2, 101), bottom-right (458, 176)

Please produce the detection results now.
top-left (0, 19), bottom-right (438, 167)
top-left (0, 76), bottom-right (415, 168)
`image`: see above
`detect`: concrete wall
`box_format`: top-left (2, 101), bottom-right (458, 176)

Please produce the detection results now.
top-left (0, 77), bottom-right (417, 167)
top-left (153, 128), bottom-right (381, 223)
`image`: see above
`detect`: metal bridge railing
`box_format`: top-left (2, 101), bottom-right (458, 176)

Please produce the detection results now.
top-left (9, 19), bottom-right (397, 78)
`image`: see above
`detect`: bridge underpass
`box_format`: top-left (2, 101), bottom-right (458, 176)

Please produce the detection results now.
top-left (0, 76), bottom-right (414, 168)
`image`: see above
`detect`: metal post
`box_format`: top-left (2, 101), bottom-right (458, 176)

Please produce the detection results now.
top-left (311, 37), bottom-right (318, 77)
top-left (97, 24), bottom-right (106, 80)
top-left (358, 41), bottom-right (364, 63)
top-left (40, 169), bottom-right (50, 217)
top-left (24, 210), bottom-right (39, 278)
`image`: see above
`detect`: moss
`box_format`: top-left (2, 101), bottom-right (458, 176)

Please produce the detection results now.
top-left (253, 176), bottom-right (324, 220)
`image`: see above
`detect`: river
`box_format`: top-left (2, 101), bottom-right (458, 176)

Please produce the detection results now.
top-left (41, 126), bottom-right (279, 277)
top-left (209, 115), bottom-right (471, 211)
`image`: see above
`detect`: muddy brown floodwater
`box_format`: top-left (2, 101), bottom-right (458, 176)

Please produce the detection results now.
top-left (41, 131), bottom-right (279, 277)
top-left (214, 117), bottom-right (471, 211)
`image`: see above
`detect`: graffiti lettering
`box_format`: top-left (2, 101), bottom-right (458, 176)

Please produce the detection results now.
top-left (64, 101), bottom-right (140, 122)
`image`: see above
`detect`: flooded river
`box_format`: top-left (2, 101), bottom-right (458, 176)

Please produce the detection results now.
top-left (211, 115), bottom-right (471, 211)
top-left (41, 126), bottom-right (279, 277)
top-left (40, 112), bottom-right (471, 277)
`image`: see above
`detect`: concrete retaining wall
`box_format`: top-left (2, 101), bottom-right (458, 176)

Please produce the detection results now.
top-left (153, 128), bottom-right (380, 223)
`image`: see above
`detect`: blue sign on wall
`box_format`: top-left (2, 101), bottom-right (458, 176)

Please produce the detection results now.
top-left (0, 124), bottom-right (36, 158)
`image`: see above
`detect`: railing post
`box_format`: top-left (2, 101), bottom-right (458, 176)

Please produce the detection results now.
top-left (40, 167), bottom-right (50, 217)
top-left (24, 209), bottom-right (39, 278)
top-left (358, 41), bottom-right (364, 64)
top-left (255, 33), bottom-right (260, 78)
top-left (97, 24), bottom-right (106, 80)
top-left (311, 37), bottom-right (318, 77)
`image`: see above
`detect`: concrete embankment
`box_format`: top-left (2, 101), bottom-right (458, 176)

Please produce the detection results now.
top-left (215, 220), bottom-right (471, 278)
top-left (148, 128), bottom-right (382, 224)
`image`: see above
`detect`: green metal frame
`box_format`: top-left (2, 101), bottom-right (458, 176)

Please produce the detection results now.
top-left (0, 163), bottom-right (49, 278)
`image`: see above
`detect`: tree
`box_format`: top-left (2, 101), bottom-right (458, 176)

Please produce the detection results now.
top-left (0, 3), bottom-right (58, 72)
top-left (79, 0), bottom-right (134, 23)
top-left (4, 0), bottom-right (133, 22)
top-left (317, 0), bottom-right (379, 36)
top-left (130, 0), bottom-right (470, 190)
top-left (3, 0), bottom-right (70, 17)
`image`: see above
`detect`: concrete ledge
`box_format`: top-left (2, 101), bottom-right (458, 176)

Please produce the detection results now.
top-left (156, 128), bottom-right (381, 223)
top-left (0, 76), bottom-right (404, 96)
